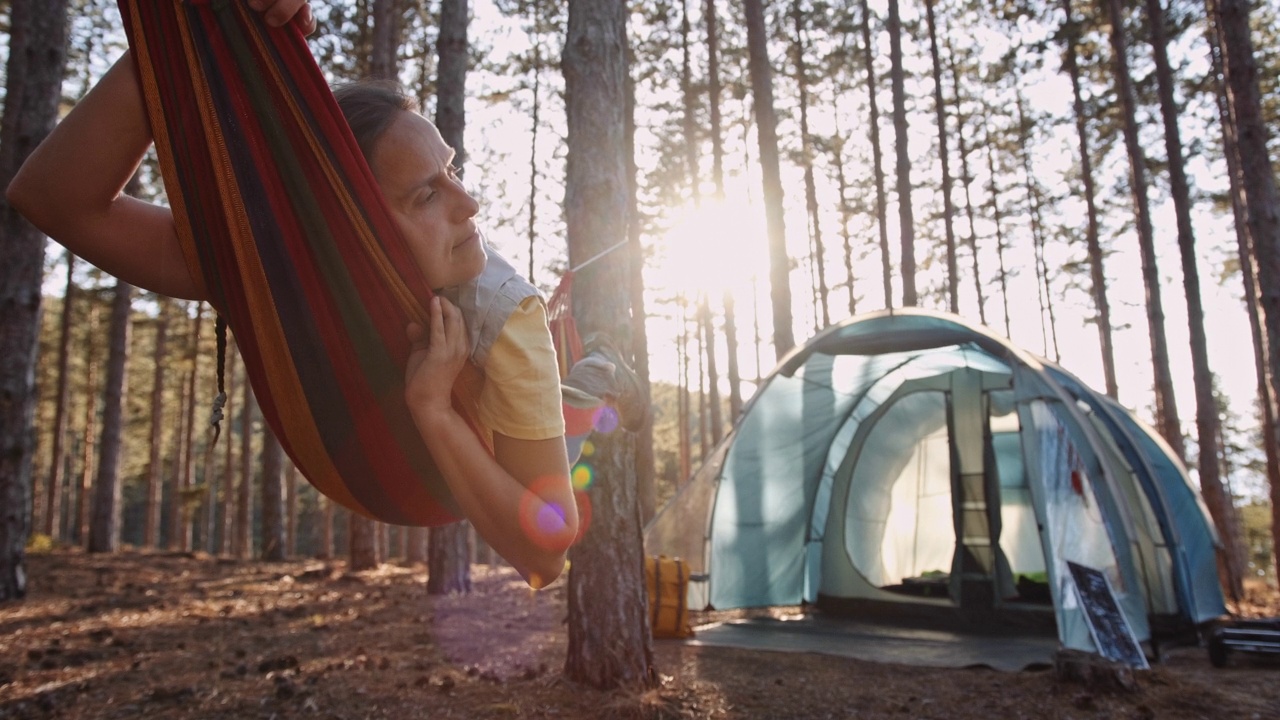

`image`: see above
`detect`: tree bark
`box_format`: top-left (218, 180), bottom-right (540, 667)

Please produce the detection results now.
top-left (704, 0), bottom-right (724, 196)
top-left (428, 0), bottom-right (475, 594)
top-left (1145, 0), bottom-right (1242, 598)
top-left (680, 0), bottom-right (700, 205)
top-left (0, 0), bottom-right (70, 601)
top-left (887, 0), bottom-right (916, 307)
top-left (260, 429), bottom-right (286, 561)
top-left (88, 280), bottom-right (134, 553)
top-left (924, 0), bottom-right (958, 314)
top-left (1103, 0), bottom-right (1185, 460)
top-left (743, 0), bottom-right (795, 359)
top-left (1061, 0), bottom-right (1118, 397)
top-left (562, 0), bottom-right (654, 689)
top-left (1207, 0), bottom-right (1280, 589)
top-left (790, 0), bottom-right (828, 330)
top-left (44, 254), bottom-right (77, 541)
top-left (219, 338), bottom-right (237, 556)
top-left (699, 298), bottom-right (723, 446)
top-left (945, 39), bottom-right (985, 326)
top-left (858, 0), bottom-right (893, 310)
top-left (723, 292), bottom-right (744, 422)
top-left (370, 0), bottom-right (402, 82)
top-left (177, 306), bottom-right (203, 552)
top-left (348, 512), bottom-right (379, 571)
top-left (983, 126), bottom-right (1013, 338)
top-left (144, 298), bottom-right (170, 549)
top-left (234, 369), bottom-right (254, 559)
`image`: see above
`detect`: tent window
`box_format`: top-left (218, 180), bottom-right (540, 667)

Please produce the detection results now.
top-left (844, 390), bottom-right (955, 598)
top-left (989, 390), bottom-right (1049, 602)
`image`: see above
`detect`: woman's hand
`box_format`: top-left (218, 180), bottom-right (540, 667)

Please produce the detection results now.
top-left (249, 0), bottom-right (318, 35)
top-left (405, 296), bottom-right (470, 420)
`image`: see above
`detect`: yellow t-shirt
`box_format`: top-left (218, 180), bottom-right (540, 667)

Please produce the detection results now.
top-left (477, 295), bottom-right (566, 441)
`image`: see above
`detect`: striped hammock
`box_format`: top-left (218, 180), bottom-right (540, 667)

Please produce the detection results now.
top-left (119, 0), bottom-right (485, 526)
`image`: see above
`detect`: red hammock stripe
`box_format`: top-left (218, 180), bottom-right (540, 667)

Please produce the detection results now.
top-left (119, 0), bottom-right (488, 526)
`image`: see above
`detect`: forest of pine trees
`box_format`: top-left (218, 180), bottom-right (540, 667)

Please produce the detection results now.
top-left (0, 0), bottom-right (1277, 687)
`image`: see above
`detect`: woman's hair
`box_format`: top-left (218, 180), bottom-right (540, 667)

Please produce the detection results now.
top-left (332, 80), bottom-right (418, 162)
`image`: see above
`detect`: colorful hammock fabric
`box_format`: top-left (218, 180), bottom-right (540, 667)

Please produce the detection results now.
top-left (119, 0), bottom-right (484, 526)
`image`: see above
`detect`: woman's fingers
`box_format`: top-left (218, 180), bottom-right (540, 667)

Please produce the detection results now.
top-left (250, 0), bottom-right (310, 29)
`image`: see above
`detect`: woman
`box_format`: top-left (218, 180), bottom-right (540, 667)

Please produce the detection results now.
top-left (7, 0), bottom-right (628, 589)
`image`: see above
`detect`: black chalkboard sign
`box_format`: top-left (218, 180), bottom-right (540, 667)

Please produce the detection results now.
top-left (1067, 561), bottom-right (1149, 668)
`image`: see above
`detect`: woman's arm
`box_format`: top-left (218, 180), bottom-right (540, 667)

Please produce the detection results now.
top-left (406, 297), bottom-right (579, 588)
top-left (5, 0), bottom-right (316, 301)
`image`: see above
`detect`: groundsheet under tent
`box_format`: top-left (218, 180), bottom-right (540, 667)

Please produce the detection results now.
top-left (682, 614), bottom-right (1059, 672)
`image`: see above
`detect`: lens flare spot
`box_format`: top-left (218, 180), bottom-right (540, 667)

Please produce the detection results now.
top-left (593, 406), bottom-right (620, 434)
top-left (517, 476), bottom-right (577, 552)
top-left (572, 463), bottom-right (594, 491)
top-left (581, 439), bottom-right (596, 457)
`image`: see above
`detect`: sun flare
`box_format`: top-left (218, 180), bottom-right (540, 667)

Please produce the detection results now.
top-left (650, 196), bottom-right (770, 302)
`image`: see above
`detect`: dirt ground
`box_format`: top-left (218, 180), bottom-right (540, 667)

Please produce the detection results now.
top-left (1, 550), bottom-right (1277, 720)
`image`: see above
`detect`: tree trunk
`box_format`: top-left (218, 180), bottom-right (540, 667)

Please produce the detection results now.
top-left (678, 302), bottom-right (692, 481)
top-left (984, 127), bottom-right (1013, 338)
top-left (700, 298), bottom-right (723, 446)
top-left (285, 461), bottom-right (298, 558)
top-left (144, 298), bottom-right (171, 549)
top-left (625, 49), bottom-right (657, 524)
top-left (219, 338), bottom-right (237, 556)
top-left (680, 0), bottom-right (700, 204)
top-left (562, 0), bottom-right (654, 689)
top-left (1142, 0), bottom-right (1242, 598)
top-left (260, 429), bottom-right (286, 561)
top-left (1207, 0), bottom-right (1280, 591)
top-left (887, 0), bottom-right (916, 307)
top-left (1103, 0), bottom-right (1185, 460)
top-left (1015, 91), bottom-right (1060, 362)
top-left (318, 498), bottom-right (334, 561)
top-left (858, 0), bottom-right (893, 310)
top-left (791, 0), bottom-right (828, 330)
top-left (0, 0), bottom-right (70, 600)
top-left (405, 526), bottom-right (427, 564)
top-left (370, 0), bottom-right (401, 81)
top-left (696, 318), bottom-right (708, 462)
top-left (924, 0), bottom-right (958, 314)
top-left (945, 39), bottom-right (986, 326)
top-left (348, 513), bottom-right (379, 571)
top-left (77, 331), bottom-right (98, 548)
top-left (723, 292), bottom-right (744, 422)
top-left (44, 253), bottom-right (77, 541)
top-left (426, 0), bottom-right (475, 594)
top-left (177, 306), bottom-right (204, 552)
top-left (743, 0), bottom-right (795, 359)
top-left (1061, 0), bottom-right (1118, 397)
top-left (234, 371), bottom-right (254, 559)
top-left (705, 0), bottom-right (724, 196)
top-left (88, 280), bottom-right (134, 553)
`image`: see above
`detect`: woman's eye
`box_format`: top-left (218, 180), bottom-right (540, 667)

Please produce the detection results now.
top-left (416, 190), bottom-right (437, 206)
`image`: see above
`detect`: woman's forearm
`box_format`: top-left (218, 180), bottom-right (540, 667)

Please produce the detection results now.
top-left (6, 53), bottom-right (203, 300)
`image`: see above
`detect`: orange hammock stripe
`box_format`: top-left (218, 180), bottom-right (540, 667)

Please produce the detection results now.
top-left (120, 0), bottom-right (484, 526)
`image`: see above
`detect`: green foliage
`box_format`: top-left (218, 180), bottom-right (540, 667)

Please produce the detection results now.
top-left (1240, 501), bottom-right (1276, 581)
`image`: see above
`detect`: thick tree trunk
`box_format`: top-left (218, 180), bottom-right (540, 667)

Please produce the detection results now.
top-left (887, 0), bottom-right (916, 307)
top-left (1145, 0), bottom-right (1242, 598)
top-left (1061, 0), bottom-right (1118, 398)
top-left (44, 254), bottom-right (77, 541)
top-left (562, 0), bottom-right (654, 689)
top-left (285, 462), bottom-right (297, 558)
top-left (924, 0), bottom-right (958, 314)
top-left (1207, 0), bottom-right (1280, 588)
top-left (858, 0), bottom-right (893, 310)
top-left (88, 281), bottom-right (134, 553)
top-left (260, 430), bottom-right (286, 561)
top-left (370, 0), bottom-right (401, 81)
top-left (318, 498), bottom-right (334, 561)
top-left (348, 513), bottom-right (379, 571)
top-left (426, 0), bottom-right (475, 594)
top-left (743, 0), bottom-right (795, 359)
top-left (1103, 0), bottom-right (1185, 460)
top-left (0, 0), bottom-right (70, 601)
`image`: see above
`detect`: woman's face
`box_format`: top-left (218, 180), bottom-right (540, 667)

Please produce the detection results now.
top-left (370, 110), bottom-right (485, 290)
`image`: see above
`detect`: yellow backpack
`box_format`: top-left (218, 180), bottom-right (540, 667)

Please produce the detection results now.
top-left (644, 555), bottom-right (694, 639)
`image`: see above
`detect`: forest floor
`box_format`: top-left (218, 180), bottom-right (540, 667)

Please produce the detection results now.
top-left (1, 550), bottom-right (1278, 720)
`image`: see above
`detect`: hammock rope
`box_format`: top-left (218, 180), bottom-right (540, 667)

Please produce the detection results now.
top-left (120, 0), bottom-right (487, 526)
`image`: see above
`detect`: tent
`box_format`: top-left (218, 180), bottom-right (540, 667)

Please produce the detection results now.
top-left (646, 309), bottom-right (1226, 658)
